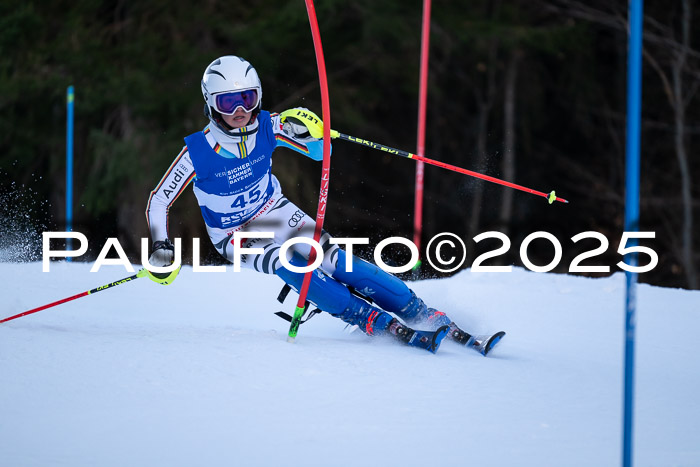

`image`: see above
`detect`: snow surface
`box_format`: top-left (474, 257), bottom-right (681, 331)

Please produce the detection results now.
top-left (1, 262), bottom-right (698, 467)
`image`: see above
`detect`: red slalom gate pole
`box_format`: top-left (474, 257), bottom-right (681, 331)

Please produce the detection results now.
top-left (0, 270), bottom-right (147, 324)
top-left (287, 0), bottom-right (333, 342)
top-left (413, 0), bottom-right (432, 265)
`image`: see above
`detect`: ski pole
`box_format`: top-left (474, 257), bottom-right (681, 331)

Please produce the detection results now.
top-left (0, 269), bottom-right (150, 324)
top-left (330, 130), bottom-right (569, 204)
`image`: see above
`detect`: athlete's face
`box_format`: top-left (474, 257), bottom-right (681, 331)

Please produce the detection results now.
top-left (221, 108), bottom-right (252, 128)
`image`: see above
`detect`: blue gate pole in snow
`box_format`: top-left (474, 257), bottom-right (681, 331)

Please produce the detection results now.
top-left (66, 86), bottom-right (74, 259)
top-left (623, 2), bottom-right (643, 466)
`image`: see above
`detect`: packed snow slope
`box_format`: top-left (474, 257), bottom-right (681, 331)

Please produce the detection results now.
top-left (1, 262), bottom-right (698, 467)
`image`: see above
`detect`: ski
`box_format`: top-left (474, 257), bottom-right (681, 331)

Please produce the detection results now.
top-left (392, 321), bottom-right (449, 354)
top-left (471, 331), bottom-right (506, 356)
top-left (448, 327), bottom-right (506, 357)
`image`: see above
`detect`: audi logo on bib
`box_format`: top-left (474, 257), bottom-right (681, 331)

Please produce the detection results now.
top-left (288, 210), bottom-right (305, 228)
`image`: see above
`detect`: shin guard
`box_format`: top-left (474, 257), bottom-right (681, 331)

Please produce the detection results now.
top-left (275, 262), bottom-right (394, 335)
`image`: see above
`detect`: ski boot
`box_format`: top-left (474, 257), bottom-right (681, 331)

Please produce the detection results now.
top-left (388, 318), bottom-right (449, 354)
top-left (424, 308), bottom-right (505, 356)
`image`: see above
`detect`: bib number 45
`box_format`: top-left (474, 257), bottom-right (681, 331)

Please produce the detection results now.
top-left (231, 184), bottom-right (262, 209)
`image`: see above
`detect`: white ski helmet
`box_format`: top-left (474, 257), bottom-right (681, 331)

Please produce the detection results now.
top-left (201, 55), bottom-right (262, 133)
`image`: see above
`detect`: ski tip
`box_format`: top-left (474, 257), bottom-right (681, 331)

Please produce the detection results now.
top-left (481, 331), bottom-right (506, 357)
top-left (287, 336), bottom-right (296, 344)
top-left (430, 325), bottom-right (450, 354)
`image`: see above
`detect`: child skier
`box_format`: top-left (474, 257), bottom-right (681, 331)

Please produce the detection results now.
top-left (146, 55), bottom-right (504, 355)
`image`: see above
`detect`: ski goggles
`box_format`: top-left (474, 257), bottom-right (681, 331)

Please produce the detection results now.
top-left (213, 89), bottom-right (259, 114)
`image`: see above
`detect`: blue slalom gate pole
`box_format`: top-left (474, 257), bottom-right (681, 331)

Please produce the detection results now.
top-left (623, 2), bottom-right (643, 466)
top-left (66, 85), bottom-right (74, 259)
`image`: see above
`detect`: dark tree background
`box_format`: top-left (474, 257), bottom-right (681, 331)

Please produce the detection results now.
top-left (1, 0), bottom-right (698, 289)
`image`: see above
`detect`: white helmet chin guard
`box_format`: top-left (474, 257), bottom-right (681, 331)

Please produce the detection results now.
top-left (201, 56), bottom-right (262, 134)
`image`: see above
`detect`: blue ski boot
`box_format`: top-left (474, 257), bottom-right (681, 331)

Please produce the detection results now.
top-left (387, 319), bottom-right (449, 354)
top-left (339, 300), bottom-right (448, 354)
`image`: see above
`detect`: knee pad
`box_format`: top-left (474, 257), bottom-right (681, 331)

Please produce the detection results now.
top-left (275, 253), bottom-right (394, 334)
